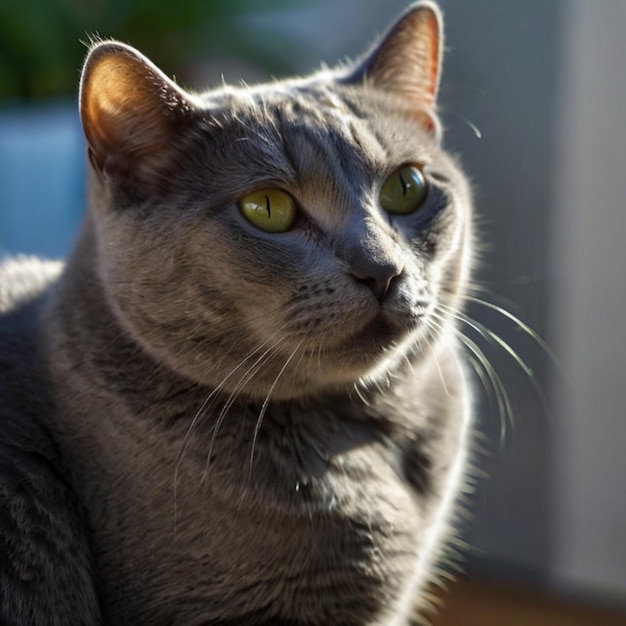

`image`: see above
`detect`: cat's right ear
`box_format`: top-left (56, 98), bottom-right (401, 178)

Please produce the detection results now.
top-left (80, 41), bottom-right (196, 186)
top-left (340, 1), bottom-right (443, 136)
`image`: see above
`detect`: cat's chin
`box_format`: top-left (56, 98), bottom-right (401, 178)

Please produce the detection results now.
top-left (292, 308), bottom-right (426, 391)
top-left (221, 309), bottom-right (421, 402)
top-left (348, 309), bottom-right (412, 348)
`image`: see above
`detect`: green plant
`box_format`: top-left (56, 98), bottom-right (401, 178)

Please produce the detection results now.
top-left (0, 0), bottom-right (312, 100)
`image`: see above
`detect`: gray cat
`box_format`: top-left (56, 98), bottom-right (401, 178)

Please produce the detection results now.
top-left (0, 2), bottom-right (474, 624)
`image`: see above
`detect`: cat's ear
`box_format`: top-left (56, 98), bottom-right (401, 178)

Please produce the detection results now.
top-left (342, 2), bottom-right (443, 133)
top-left (80, 41), bottom-right (196, 186)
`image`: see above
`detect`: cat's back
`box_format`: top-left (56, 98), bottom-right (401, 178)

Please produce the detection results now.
top-left (0, 255), bottom-right (61, 425)
top-left (0, 255), bottom-right (63, 313)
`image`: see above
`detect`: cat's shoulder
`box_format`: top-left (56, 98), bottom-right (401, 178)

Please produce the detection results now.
top-left (0, 257), bottom-right (102, 624)
top-left (0, 254), bottom-right (58, 447)
top-left (0, 255), bottom-right (63, 314)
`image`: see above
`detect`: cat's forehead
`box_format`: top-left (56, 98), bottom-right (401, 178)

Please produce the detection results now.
top-left (198, 77), bottom-right (437, 190)
top-left (201, 75), bottom-right (353, 117)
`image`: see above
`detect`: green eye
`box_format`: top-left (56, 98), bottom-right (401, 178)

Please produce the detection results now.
top-left (238, 189), bottom-right (297, 233)
top-left (380, 164), bottom-right (428, 215)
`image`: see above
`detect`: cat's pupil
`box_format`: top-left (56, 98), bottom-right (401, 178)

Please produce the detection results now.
top-left (399, 172), bottom-right (408, 196)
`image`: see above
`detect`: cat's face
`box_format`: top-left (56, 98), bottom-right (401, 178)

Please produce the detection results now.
top-left (78, 3), bottom-right (472, 400)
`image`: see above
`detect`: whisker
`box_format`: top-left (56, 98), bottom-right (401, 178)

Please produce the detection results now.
top-left (426, 314), bottom-right (454, 398)
top-left (440, 291), bottom-right (560, 448)
top-left (173, 331), bottom-right (284, 529)
top-left (175, 332), bottom-right (280, 466)
top-left (462, 293), bottom-right (563, 374)
top-left (437, 304), bottom-right (515, 447)
top-left (353, 380), bottom-right (372, 406)
top-left (451, 304), bottom-right (553, 427)
top-left (458, 332), bottom-right (514, 449)
top-left (246, 339), bottom-right (305, 483)
top-left (203, 335), bottom-right (288, 481)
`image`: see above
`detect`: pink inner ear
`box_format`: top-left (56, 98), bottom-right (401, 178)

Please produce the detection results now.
top-left (365, 3), bottom-right (443, 110)
top-left (420, 7), bottom-right (442, 104)
top-left (79, 43), bottom-right (192, 176)
top-left (80, 48), bottom-right (143, 162)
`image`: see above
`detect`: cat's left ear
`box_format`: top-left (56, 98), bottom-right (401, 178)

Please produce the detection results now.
top-left (80, 41), bottom-right (197, 188)
top-left (341, 1), bottom-right (443, 135)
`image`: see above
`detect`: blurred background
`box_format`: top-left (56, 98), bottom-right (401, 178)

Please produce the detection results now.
top-left (2, 0), bottom-right (626, 622)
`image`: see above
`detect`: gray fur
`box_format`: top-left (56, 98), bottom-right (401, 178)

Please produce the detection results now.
top-left (0, 3), bottom-right (474, 624)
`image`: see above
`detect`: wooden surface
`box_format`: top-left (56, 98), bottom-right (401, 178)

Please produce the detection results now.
top-left (429, 578), bottom-right (626, 626)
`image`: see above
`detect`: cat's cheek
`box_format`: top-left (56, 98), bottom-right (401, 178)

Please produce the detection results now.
top-left (426, 216), bottom-right (471, 302)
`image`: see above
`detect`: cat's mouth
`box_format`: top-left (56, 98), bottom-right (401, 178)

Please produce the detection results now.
top-left (294, 307), bottom-right (424, 389)
top-left (305, 307), bottom-right (417, 365)
top-left (350, 309), bottom-right (403, 343)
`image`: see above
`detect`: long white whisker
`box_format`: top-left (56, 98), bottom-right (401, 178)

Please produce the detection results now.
top-left (203, 335), bottom-right (288, 480)
top-left (458, 332), bottom-right (514, 448)
top-left (247, 340), bottom-right (304, 483)
top-left (463, 293), bottom-right (563, 374)
top-left (437, 304), bottom-right (515, 447)
top-left (424, 314), bottom-right (453, 398)
top-left (173, 331), bottom-right (284, 531)
top-left (446, 303), bottom-right (553, 425)
top-left (175, 332), bottom-right (280, 469)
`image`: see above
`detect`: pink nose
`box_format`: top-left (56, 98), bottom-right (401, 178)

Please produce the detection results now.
top-left (351, 264), bottom-right (401, 302)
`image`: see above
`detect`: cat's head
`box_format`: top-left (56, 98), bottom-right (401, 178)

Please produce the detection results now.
top-left (78, 1), bottom-right (472, 400)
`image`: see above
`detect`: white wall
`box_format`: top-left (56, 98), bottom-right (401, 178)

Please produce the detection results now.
top-left (550, 0), bottom-right (626, 600)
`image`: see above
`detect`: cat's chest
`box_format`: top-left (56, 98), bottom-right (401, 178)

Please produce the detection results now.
top-left (94, 411), bottom-right (431, 625)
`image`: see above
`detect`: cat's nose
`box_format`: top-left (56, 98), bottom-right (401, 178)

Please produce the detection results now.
top-left (351, 262), bottom-right (402, 303)
top-left (340, 217), bottom-right (403, 303)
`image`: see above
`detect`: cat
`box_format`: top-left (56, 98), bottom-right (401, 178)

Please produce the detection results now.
top-left (0, 2), bottom-right (475, 624)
